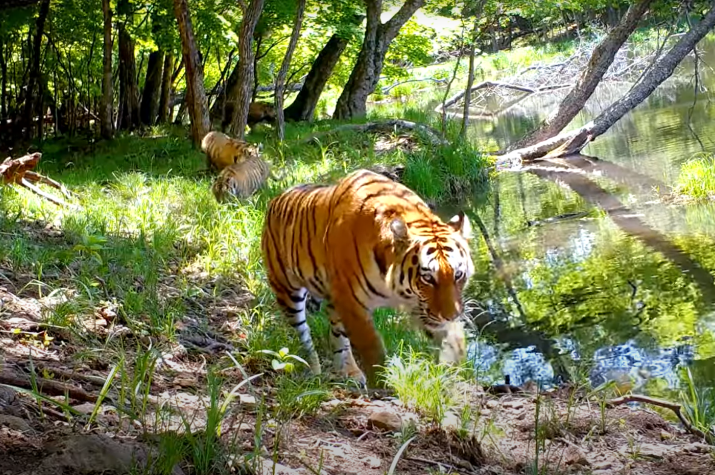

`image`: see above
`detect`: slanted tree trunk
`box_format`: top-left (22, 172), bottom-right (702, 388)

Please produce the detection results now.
top-left (508, 0), bottom-right (654, 151)
top-left (22, 0), bottom-right (50, 139)
top-left (460, 23), bottom-right (478, 139)
top-left (100, 0), bottom-right (113, 139)
top-left (284, 15), bottom-right (363, 123)
top-left (158, 53), bottom-right (174, 123)
top-left (140, 50), bottom-right (164, 126)
top-left (226, 0), bottom-right (265, 139)
top-left (498, 5), bottom-right (715, 165)
top-left (0, 36), bottom-right (7, 121)
top-left (173, 0), bottom-right (210, 145)
top-left (117, 0), bottom-right (140, 131)
top-left (333, 0), bottom-right (424, 120)
top-left (274, 0), bottom-right (306, 141)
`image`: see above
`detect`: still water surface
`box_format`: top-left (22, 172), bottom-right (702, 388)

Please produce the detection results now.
top-left (462, 36), bottom-right (715, 397)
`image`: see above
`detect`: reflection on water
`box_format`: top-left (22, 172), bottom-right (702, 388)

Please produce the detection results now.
top-left (463, 36), bottom-right (715, 396)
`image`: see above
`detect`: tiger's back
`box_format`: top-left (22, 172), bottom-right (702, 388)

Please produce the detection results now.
top-left (261, 169), bottom-right (474, 387)
top-left (201, 131), bottom-right (261, 172)
top-left (212, 155), bottom-right (272, 202)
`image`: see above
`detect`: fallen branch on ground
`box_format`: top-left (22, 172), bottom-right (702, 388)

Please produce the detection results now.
top-left (0, 370), bottom-right (99, 403)
top-left (32, 364), bottom-right (110, 387)
top-left (381, 77), bottom-right (447, 94)
top-left (437, 80), bottom-right (573, 110)
top-left (301, 119), bottom-right (449, 147)
top-left (607, 394), bottom-right (714, 444)
top-left (1, 152), bottom-right (80, 208)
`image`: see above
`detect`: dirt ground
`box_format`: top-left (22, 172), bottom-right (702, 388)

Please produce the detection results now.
top-left (1, 222), bottom-right (714, 475)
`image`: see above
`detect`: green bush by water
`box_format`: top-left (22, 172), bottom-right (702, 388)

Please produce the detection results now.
top-left (674, 153), bottom-right (715, 201)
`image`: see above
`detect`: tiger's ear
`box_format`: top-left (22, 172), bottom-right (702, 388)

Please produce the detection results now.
top-left (448, 211), bottom-right (473, 240)
top-left (390, 217), bottom-right (410, 245)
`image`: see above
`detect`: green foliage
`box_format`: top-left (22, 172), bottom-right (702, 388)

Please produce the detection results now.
top-left (674, 153), bottom-right (715, 201)
top-left (678, 367), bottom-right (715, 441)
top-left (273, 375), bottom-right (330, 421)
top-left (382, 346), bottom-right (466, 425)
top-left (383, 19), bottom-right (437, 81)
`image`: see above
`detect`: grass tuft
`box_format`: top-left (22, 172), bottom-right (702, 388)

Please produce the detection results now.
top-left (674, 153), bottom-right (715, 201)
top-left (381, 346), bottom-right (466, 425)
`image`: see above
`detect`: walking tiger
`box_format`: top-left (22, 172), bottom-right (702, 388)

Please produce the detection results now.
top-left (260, 169), bottom-right (475, 387)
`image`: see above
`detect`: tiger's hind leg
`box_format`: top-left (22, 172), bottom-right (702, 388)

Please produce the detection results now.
top-left (326, 303), bottom-right (365, 385)
top-left (276, 288), bottom-right (321, 376)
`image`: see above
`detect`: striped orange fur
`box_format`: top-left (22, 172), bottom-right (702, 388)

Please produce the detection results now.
top-left (201, 131), bottom-right (262, 172)
top-left (212, 155), bottom-right (272, 202)
top-left (260, 169), bottom-right (474, 387)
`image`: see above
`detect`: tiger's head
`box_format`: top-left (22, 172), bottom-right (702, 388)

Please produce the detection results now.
top-left (389, 211), bottom-right (474, 360)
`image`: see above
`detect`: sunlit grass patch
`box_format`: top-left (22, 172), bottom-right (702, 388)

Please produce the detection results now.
top-left (673, 153), bottom-right (715, 201)
top-left (382, 346), bottom-right (468, 425)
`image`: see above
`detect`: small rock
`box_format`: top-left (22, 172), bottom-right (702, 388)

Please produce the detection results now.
top-left (365, 456), bottom-right (381, 469)
top-left (441, 410), bottom-right (460, 430)
top-left (683, 442), bottom-right (711, 454)
top-left (634, 443), bottom-right (671, 459)
top-left (20, 433), bottom-right (184, 475)
top-left (660, 430), bottom-right (674, 440)
top-left (72, 402), bottom-right (99, 415)
top-left (502, 399), bottom-right (524, 410)
top-left (563, 445), bottom-right (590, 466)
top-left (239, 394), bottom-right (257, 408)
top-left (368, 410), bottom-right (402, 432)
top-left (257, 458), bottom-right (301, 475)
top-left (485, 400), bottom-right (498, 409)
top-left (0, 414), bottom-right (33, 433)
top-left (591, 460), bottom-right (615, 471)
top-left (321, 399), bottom-right (341, 410)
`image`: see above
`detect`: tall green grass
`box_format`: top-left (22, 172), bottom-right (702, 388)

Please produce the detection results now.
top-left (674, 153), bottom-right (715, 201)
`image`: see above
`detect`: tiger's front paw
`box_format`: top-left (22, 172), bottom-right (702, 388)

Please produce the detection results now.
top-left (341, 365), bottom-right (366, 387)
top-left (436, 320), bottom-right (467, 365)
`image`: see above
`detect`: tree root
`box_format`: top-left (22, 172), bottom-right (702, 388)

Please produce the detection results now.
top-left (1, 152), bottom-right (80, 209)
top-left (0, 370), bottom-right (99, 403)
top-left (607, 394), bottom-right (714, 444)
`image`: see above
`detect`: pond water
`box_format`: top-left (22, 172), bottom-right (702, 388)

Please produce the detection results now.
top-left (461, 36), bottom-right (715, 397)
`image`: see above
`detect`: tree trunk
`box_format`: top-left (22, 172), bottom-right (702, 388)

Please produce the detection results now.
top-left (22, 0), bottom-right (50, 139)
top-left (158, 53), bottom-right (174, 123)
top-left (460, 24), bottom-right (478, 139)
top-left (508, 0), bottom-right (654, 151)
top-left (140, 50), bottom-right (164, 126)
top-left (333, 0), bottom-right (424, 120)
top-left (117, 2), bottom-right (140, 131)
top-left (173, 0), bottom-right (210, 145)
top-left (284, 15), bottom-right (363, 123)
top-left (100, 0), bottom-right (113, 139)
top-left (498, 5), bottom-right (715, 166)
top-left (274, 0), bottom-right (306, 141)
top-left (0, 36), bottom-right (7, 121)
top-left (252, 34), bottom-right (263, 102)
top-left (227, 0), bottom-right (265, 139)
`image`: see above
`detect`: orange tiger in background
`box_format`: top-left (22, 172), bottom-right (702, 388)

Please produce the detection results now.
top-left (201, 131), bottom-right (262, 172)
top-left (260, 169), bottom-right (474, 388)
top-left (212, 154), bottom-right (273, 203)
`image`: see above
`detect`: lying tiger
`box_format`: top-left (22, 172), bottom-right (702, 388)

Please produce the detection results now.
top-left (261, 169), bottom-right (475, 388)
top-left (212, 154), bottom-right (273, 202)
top-left (201, 130), bottom-right (262, 173)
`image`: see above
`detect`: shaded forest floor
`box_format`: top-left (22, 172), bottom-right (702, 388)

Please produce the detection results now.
top-left (1, 124), bottom-right (714, 474)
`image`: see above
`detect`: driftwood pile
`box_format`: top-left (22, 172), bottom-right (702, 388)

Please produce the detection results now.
top-left (437, 33), bottom-right (686, 121)
top-left (1, 152), bottom-right (78, 208)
